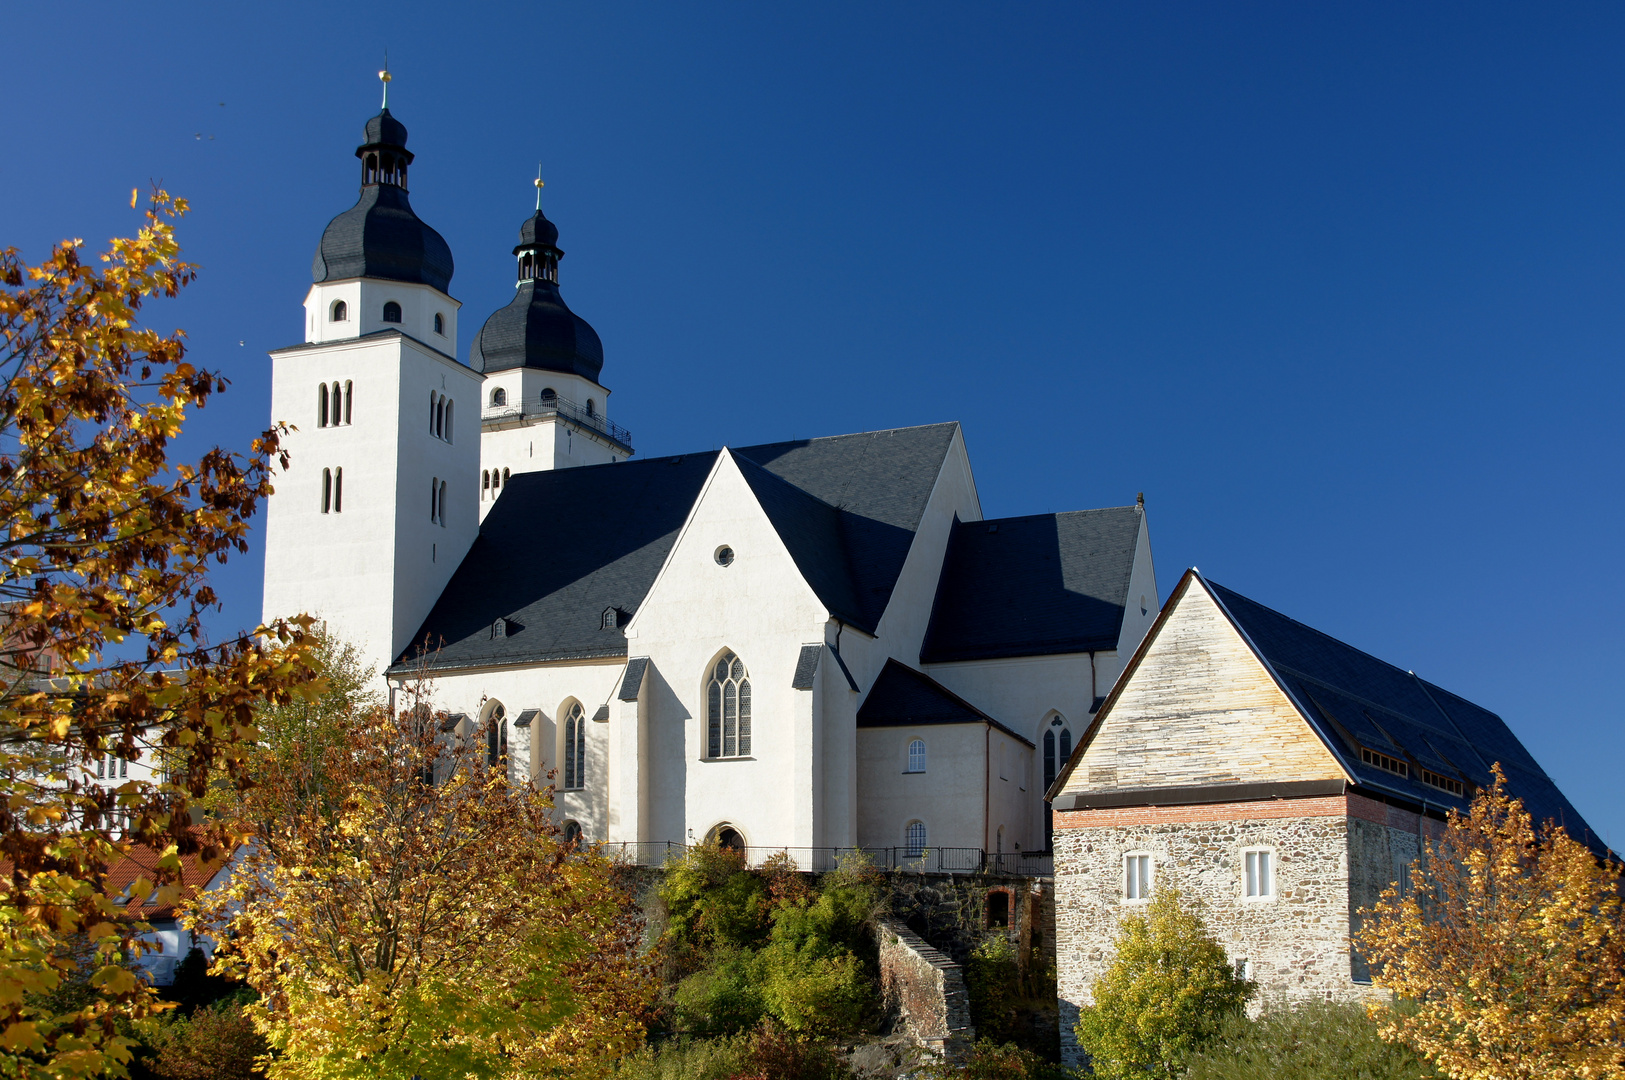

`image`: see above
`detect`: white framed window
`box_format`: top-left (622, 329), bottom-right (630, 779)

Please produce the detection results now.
top-left (1124, 853), bottom-right (1153, 901)
top-left (906, 739), bottom-right (926, 774)
top-left (1244, 848), bottom-right (1275, 899)
top-left (904, 820), bottom-right (927, 856)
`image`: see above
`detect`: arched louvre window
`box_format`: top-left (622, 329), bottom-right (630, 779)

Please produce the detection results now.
top-left (322, 469), bottom-right (332, 513)
top-left (907, 739), bottom-right (926, 773)
top-left (485, 703), bottom-right (508, 771)
top-left (318, 384), bottom-right (329, 428)
top-left (707, 652), bottom-right (751, 758)
top-left (905, 820), bottom-right (927, 857)
top-left (563, 702), bottom-right (585, 790)
top-left (344, 381), bottom-right (353, 425)
top-left (382, 301), bottom-right (402, 323)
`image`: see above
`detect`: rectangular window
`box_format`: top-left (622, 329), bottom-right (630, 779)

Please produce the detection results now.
top-left (1420, 768), bottom-right (1466, 797)
top-left (1360, 746), bottom-right (1408, 778)
top-left (1244, 849), bottom-right (1275, 898)
top-left (1124, 854), bottom-right (1152, 901)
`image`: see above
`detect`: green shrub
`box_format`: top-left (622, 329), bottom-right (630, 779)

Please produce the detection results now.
top-left (613, 1020), bottom-right (844, 1080)
top-left (1183, 1000), bottom-right (1439, 1080)
top-left (917, 1038), bottom-right (1073, 1080)
top-left (137, 1000), bottom-right (267, 1080)
top-left (965, 935), bottom-right (1023, 1044)
top-left (1074, 883), bottom-right (1254, 1080)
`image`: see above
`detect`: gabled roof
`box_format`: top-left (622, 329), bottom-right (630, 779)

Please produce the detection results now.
top-left (394, 423), bottom-right (961, 671)
top-left (1206, 580), bottom-right (1597, 846)
top-left (921, 506), bottom-right (1142, 663)
top-left (108, 845), bottom-right (237, 923)
top-left (1050, 570), bottom-right (1600, 853)
top-left (858, 658), bottom-right (1033, 747)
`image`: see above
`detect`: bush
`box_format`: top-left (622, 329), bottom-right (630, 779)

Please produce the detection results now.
top-left (1074, 883), bottom-right (1253, 1080)
top-left (614, 1020), bottom-right (844, 1080)
top-left (965, 935), bottom-right (1023, 1044)
top-left (918, 1038), bottom-right (1072, 1080)
top-left (1184, 1000), bottom-right (1438, 1080)
top-left (138, 1000), bottom-right (267, 1080)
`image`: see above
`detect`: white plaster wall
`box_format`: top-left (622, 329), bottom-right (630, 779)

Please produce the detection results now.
top-left (623, 451), bottom-right (832, 850)
top-left (856, 724), bottom-right (988, 852)
top-left (304, 279), bottom-right (459, 350)
top-left (263, 333), bottom-right (481, 682)
top-left (403, 657), bottom-right (627, 840)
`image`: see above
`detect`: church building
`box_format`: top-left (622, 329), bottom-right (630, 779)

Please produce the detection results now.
top-left (259, 99), bottom-right (1159, 862)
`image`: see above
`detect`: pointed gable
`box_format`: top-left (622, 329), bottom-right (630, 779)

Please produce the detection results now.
top-left (858, 658), bottom-right (1033, 746)
top-left (1052, 572), bottom-right (1346, 801)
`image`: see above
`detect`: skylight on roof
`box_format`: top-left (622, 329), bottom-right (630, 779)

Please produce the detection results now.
top-left (1360, 746), bottom-right (1407, 778)
top-left (1421, 768), bottom-right (1465, 797)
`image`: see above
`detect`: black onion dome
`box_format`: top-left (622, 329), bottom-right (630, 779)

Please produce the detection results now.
top-left (473, 279), bottom-right (604, 379)
top-left (517, 210), bottom-right (559, 251)
top-left (310, 109), bottom-right (454, 293)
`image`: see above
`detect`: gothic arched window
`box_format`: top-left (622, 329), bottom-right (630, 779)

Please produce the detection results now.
top-left (563, 702), bottom-right (586, 790)
top-left (331, 299), bottom-right (347, 322)
top-left (382, 301), bottom-right (402, 324)
top-left (485, 702), bottom-right (508, 771)
top-left (905, 820), bottom-right (927, 857)
top-left (491, 387), bottom-right (507, 407)
top-left (562, 820), bottom-right (582, 845)
top-left (706, 652), bottom-right (751, 759)
top-left (1043, 714), bottom-right (1073, 791)
top-left (907, 739), bottom-right (926, 774)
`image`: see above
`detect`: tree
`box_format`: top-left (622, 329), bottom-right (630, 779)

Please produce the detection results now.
top-left (1074, 883), bottom-right (1255, 1079)
top-left (0, 193), bottom-right (320, 1077)
top-left (1355, 765), bottom-right (1625, 1079)
top-left (191, 675), bottom-right (655, 1080)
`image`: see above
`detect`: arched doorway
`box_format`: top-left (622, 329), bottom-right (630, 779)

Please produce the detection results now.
top-left (706, 823), bottom-right (746, 853)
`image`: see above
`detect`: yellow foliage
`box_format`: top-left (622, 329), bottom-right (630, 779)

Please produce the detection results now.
top-left (1356, 765), bottom-right (1625, 1079)
top-left (0, 192), bottom-right (323, 1076)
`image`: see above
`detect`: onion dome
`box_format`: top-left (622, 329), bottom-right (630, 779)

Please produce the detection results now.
top-left (310, 108), bottom-right (454, 294)
top-left (471, 207), bottom-right (603, 380)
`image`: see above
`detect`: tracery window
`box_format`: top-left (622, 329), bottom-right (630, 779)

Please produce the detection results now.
top-left (1042, 715), bottom-right (1072, 790)
top-left (706, 652), bottom-right (751, 758)
top-left (485, 703), bottom-right (508, 771)
top-left (562, 702), bottom-right (586, 790)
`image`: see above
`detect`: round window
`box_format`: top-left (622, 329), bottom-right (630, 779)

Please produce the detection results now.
top-left (714, 545), bottom-right (735, 567)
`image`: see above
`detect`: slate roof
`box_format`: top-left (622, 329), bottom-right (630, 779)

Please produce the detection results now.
top-left (920, 507), bottom-right (1143, 663)
top-left (1204, 579), bottom-right (1601, 850)
top-left (857, 659), bottom-right (1033, 747)
top-left (394, 423), bottom-right (960, 672)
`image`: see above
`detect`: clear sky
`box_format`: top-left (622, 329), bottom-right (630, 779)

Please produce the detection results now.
top-left (5, 3), bottom-right (1621, 846)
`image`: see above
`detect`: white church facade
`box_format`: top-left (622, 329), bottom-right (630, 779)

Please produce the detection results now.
top-left (260, 101), bottom-right (1158, 864)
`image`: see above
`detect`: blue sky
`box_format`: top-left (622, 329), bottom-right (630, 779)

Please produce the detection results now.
top-left (5, 3), bottom-right (1621, 846)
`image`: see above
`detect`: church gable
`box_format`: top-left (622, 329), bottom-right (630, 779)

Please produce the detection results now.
top-left (1052, 573), bottom-right (1347, 799)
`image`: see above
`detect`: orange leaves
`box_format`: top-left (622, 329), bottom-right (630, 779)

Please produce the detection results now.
top-left (1356, 766), bottom-right (1625, 1079)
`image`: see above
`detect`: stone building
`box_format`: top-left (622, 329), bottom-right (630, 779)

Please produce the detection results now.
top-left (1046, 569), bottom-right (1601, 1067)
top-left (259, 95), bottom-right (1160, 864)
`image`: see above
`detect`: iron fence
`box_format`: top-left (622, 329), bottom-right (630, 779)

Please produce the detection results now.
top-left (480, 396), bottom-right (633, 450)
top-left (593, 841), bottom-right (1052, 877)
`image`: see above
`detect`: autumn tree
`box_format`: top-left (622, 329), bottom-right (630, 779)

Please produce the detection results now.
top-left (191, 673), bottom-right (655, 1080)
top-left (1074, 883), bottom-right (1254, 1079)
top-left (0, 194), bottom-right (320, 1077)
top-left (1356, 765), bottom-right (1625, 1079)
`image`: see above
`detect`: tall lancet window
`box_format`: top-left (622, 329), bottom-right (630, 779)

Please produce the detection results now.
top-left (318, 384), bottom-right (329, 428)
top-left (485, 703), bottom-right (508, 772)
top-left (562, 702), bottom-right (585, 790)
top-left (1043, 715), bottom-right (1072, 791)
top-left (707, 652), bottom-right (751, 759)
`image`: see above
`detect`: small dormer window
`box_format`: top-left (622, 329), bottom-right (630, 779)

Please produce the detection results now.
top-left (491, 387), bottom-right (507, 407)
top-left (383, 301), bottom-right (402, 324)
top-left (331, 300), bottom-right (347, 322)
top-left (601, 607), bottom-right (619, 631)
top-left (492, 619), bottom-right (507, 639)
top-left (433, 313), bottom-right (445, 335)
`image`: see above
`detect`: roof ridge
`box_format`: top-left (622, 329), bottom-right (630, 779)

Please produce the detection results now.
top-left (1206, 579), bottom-right (1431, 687)
top-left (972, 505), bottom-right (1140, 527)
top-left (734, 420), bottom-right (960, 455)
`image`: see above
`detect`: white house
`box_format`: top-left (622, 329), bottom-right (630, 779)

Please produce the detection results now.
top-left (260, 100), bottom-right (1159, 864)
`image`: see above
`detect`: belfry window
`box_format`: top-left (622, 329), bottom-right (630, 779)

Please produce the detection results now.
top-left (322, 469), bottom-right (333, 514)
top-left (540, 387), bottom-right (557, 404)
top-left (563, 702), bottom-right (586, 790)
top-left (518, 253), bottom-right (535, 281)
top-left (482, 470), bottom-right (490, 498)
top-left (706, 652), bottom-right (751, 759)
top-left (438, 481), bottom-right (447, 527)
top-left (333, 467), bottom-right (343, 513)
top-left (585, 398), bottom-right (596, 418)
top-left (318, 384), bottom-right (329, 428)
top-left (344, 381), bottom-right (353, 425)
top-left (330, 299), bottom-right (347, 322)
top-left (433, 312), bottom-right (445, 335)
top-left (382, 301), bottom-right (402, 324)
top-left (430, 477), bottom-right (439, 523)
top-left (491, 387), bottom-right (507, 407)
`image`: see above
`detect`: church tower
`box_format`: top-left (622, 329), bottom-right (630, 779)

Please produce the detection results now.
top-left (262, 83), bottom-right (482, 678)
top-left (472, 186), bottom-right (632, 518)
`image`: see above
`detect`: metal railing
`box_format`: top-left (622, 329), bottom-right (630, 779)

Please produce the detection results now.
top-left (593, 842), bottom-right (1052, 877)
top-left (480, 396), bottom-right (633, 450)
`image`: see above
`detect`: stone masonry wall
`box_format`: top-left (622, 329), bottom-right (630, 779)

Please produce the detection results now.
top-left (1053, 799), bottom-right (1379, 1069)
top-left (875, 917), bottom-right (974, 1059)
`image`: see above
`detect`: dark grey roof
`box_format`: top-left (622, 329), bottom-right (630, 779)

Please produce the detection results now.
top-left (734, 423), bottom-right (960, 634)
top-left (472, 279), bottom-right (603, 379)
top-left (517, 209), bottom-right (560, 251)
top-left (394, 423), bottom-right (961, 672)
top-left (1206, 579), bottom-right (1603, 852)
top-left (619, 657), bottom-right (650, 701)
top-left (792, 645), bottom-right (821, 690)
top-left (312, 111), bottom-right (452, 293)
top-left (920, 507), bottom-right (1142, 663)
top-left (591, 704), bottom-right (609, 723)
top-left (513, 708), bottom-right (539, 729)
top-left (857, 659), bottom-right (1033, 747)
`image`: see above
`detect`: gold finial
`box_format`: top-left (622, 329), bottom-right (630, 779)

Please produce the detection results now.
top-left (379, 53), bottom-right (392, 108)
top-left (534, 163), bottom-right (544, 210)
